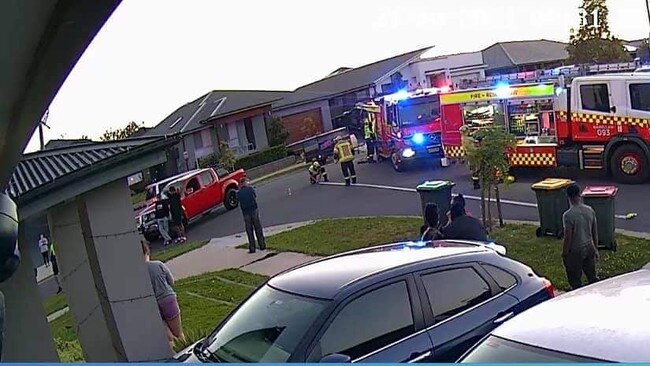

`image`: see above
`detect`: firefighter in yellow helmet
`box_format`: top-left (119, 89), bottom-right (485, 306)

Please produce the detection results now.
top-left (308, 155), bottom-right (328, 184)
top-left (333, 135), bottom-right (356, 186)
top-left (363, 112), bottom-right (377, 163)
top-left (460, 125), bottom-right (480, 190)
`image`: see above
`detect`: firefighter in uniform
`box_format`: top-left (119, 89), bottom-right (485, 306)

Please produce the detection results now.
top-left (460, 125), bottom-right (481, 190)
top-left (308, 156), bottom-right (328, 184)
top-left (334, 136), bottom-right (356, 186)
top-left (363, 112), bottom-right (377, 163)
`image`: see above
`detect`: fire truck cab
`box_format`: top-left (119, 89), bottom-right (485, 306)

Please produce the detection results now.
top-left (440, 73), bottom-right (650, 184)
top-left (374, 88), bottom-right (445, 171)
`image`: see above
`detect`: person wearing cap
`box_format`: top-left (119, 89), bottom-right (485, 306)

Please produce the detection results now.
top-left (154, 192), bottom-right (173, 246)
top-left (308, 156), bottom-right (328, 184)
top-left (562, 183), bottom-right (599, 290)
top-left (333, 136), bottom-right (356, 186)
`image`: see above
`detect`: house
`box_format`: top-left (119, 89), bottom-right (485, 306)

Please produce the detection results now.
top-left (43, 138), bottom-right (93, 150)
top-left (273, 46), bottom-right (432, 143)
top-left (397, 50), bottom-right (487, 90)
top-left (143, 90), bottom-right (288, 174)
top-left (481, 40), bottom-right (569, 76)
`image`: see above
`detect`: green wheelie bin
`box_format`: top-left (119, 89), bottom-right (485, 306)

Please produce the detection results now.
top-left (531, 178), bottom-right (574, 238)
top-left (582, 186), bottom-right (618, 251)
top-left (416, 180), bottom-right (455, 228)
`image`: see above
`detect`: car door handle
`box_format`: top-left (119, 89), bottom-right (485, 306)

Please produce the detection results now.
top-left (408, 350), bottom-right (432, 363)
top-left (494, 312), bottom-right (515, 324)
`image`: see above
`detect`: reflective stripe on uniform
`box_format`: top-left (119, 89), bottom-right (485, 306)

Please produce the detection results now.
top-left (335, 141), bottom-right (354, 162)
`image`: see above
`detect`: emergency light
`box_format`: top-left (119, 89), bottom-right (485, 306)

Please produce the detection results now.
top-left (412, 133), bottom-right (425, 145)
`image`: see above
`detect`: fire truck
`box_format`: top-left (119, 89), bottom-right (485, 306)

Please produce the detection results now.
top-left (356, 88), bottom-right (446, 171)
top-left (440, 65), bottom-right (650, 184)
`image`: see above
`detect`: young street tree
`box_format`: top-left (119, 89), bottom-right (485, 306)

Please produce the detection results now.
top-left (267, 116), bottom-right (289, 147)
top-left (100, 121), bottom-right (144, 141)
top-left (567, 0), bottom-right (629, 64)
top-left (218, 142), bottom-right (237, 171)
top-left (465, 127), bottom-right (516, 231)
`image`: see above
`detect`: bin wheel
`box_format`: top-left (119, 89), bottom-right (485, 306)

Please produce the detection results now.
top-left (535, 227), bottom-right (542, 237)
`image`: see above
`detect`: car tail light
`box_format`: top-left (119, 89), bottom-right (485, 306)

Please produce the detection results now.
top-left (543, 278), bottom-right (555, 298)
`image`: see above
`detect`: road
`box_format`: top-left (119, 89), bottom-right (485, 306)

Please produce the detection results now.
top-left (180, 157), bottom-right (648, 244)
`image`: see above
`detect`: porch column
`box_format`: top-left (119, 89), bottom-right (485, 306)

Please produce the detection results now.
top-left (48, 179), bottom-right (171, 362)
top-left (0, 225), bottom-right (59, 361)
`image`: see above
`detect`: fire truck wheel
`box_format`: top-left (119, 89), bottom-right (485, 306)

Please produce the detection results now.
top-left (610, 144), bottom-right (649, 184)
top-left (391, 153), bottom-right (403, 172)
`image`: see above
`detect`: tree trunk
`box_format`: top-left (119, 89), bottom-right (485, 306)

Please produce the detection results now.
top-left (487, 183), bottom-right (493, 232)
top-left (480, 185), bottom-right (487, 228)
top-left (495, 184), bottom-right (504, 227)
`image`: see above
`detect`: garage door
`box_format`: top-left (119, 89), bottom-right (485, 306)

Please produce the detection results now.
top-left (280, 108), bottom-right (324, 144)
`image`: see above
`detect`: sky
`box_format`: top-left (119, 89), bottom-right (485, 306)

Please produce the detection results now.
top-left (26, 0), bottom-right (650, 152)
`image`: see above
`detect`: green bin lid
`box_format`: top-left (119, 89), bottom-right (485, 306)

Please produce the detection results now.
top-left (416, 180), bottom-right (455, 191)
top-left (531, 178), bottom-right (574, 191)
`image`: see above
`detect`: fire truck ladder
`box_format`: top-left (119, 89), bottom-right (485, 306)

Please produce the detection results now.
top-left (457, 61), bottom-right (640, 90)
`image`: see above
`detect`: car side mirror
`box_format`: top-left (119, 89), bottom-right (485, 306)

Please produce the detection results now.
top-left (320, 353), bottom-right (351, 363)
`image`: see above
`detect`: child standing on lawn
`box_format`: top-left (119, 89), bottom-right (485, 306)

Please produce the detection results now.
top-left (142, 241), bottom-right (185, 349)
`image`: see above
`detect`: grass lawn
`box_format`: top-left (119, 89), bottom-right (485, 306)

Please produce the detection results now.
top-left (131, 191), bottom-right (146, 206)
top-left (261, 217), bottom-right (422, 256)
top-left (151, 240), bottom-right (209, 263)
top-left (48, 269), bottom-right (267, 362)
top-left (43, 293), bottom-right (67, 316)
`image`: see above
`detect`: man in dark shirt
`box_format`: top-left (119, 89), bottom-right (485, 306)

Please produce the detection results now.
top-left (155, 194), bottom-right (173, 246)
top-left (236, 179), bottom-right (266, 253)
top-left (442, 203), bottom-right (487, 241)
top-left (167, 186), bottom-right (186, 243)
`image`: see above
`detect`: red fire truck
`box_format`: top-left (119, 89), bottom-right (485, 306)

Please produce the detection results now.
top-left (358, 88), bottom-right (446, 171)
top-left (440, 72), bottom-right (650, 184)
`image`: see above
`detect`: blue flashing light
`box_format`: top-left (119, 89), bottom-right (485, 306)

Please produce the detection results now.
top-left (387, 89), bottom-right (409, 102)
top-left (495, 82), bottom-right (511, 99)
top-left (412, 133), bottom-right (425, 145)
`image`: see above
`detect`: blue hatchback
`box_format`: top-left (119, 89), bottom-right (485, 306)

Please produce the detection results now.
top-left (175, 240), bottom-right (555, 363)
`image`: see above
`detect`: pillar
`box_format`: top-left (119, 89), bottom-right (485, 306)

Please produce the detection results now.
top-left (0, 224), bottom-right (59, 361)
top-left (48, 179), bottom-right (171, 362)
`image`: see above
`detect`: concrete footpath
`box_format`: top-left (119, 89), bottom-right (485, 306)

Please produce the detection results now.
top-left (166, 221), bottom-right (321, 279)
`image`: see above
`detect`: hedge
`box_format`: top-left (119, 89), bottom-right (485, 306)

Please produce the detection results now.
top-left (198, 145), bottom-right (288, 171)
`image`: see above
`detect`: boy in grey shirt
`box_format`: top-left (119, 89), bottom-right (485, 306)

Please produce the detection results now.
top-left (562, 184), bottom-right (599, 290)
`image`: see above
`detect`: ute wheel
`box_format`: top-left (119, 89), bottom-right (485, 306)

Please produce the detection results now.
top-left (610, 144), bottom-right (649, 184)
top-left (391, 153), bottom-right (403, 172)
top-left (144, 232), bottom-right (159, 242)
top-left (535, 227), bottom-right (543, 237)
top-left (224, 188), bottom-right (239, 210)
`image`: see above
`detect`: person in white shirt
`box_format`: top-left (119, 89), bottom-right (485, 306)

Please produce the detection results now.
top-left (38, 234), bottom-right (50, 267)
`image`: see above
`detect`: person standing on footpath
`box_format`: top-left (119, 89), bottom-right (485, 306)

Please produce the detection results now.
top-left (155, 193), bottom-right (173, 246)
top-left (333, 136), bottom-right (356, 186)
top-left (142, 241), bottom-right (185, 349)
top-left (167, 186), bottom-right (186, 243)
top-left (38, 234), bottom-right (50, 267)
top-left (49, 242), bottom-right (62, 294)
top-left (562, 184), bottom-right (599, 290)
top-left (237, 179), bottom-right (266, 253)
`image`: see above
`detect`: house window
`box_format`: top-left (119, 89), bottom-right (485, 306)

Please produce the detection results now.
top-left (193, 131), bottom-right (204, 149)
top-left (244, 118), bottom-right (256, 150)
top-left (580, 84), bottom-right (610, 112)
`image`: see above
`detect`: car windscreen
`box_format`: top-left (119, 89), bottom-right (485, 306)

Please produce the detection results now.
top-left (204, 285), bottom-right (327, 362)
top-left (398, 97), bottom-right (440, 126)
top-left (460, 335), bottom-right (603, 363)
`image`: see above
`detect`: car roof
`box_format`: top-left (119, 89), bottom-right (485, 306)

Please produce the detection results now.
top-left (268, 241), bottom-right (488, 299)
top-left (492, 268), bottom-right (650, 362)
top-left (166, 168), bottom-right (212, 186)
top-left (146, 170), bottom-right (199, 189)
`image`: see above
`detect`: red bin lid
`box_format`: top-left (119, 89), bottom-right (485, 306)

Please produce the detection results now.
top-left (581, 185), bottom-right (618, 198)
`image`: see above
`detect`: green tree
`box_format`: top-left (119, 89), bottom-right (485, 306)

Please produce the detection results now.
top-left (267, 116), bottom-right (289, 147)
top-left (638, 40), bottom-right (650, 63)
top-left (100, 121), bottom-right (144, 141)
top-left (465, 127), bottom-right (516, 231)
top-left (218, 142), bottom-right (237, 171)
top-left (567, 0), bottom-right (630, 64)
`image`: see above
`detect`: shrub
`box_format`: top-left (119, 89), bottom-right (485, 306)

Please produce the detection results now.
top-left (236, 145), bottom-right (287, 170)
